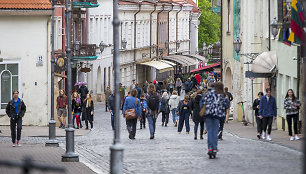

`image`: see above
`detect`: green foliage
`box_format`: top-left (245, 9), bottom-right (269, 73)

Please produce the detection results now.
top-left (198, 0), bottom-right (221, 49)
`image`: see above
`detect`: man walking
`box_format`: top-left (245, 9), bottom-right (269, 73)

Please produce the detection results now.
top-left (56, 89), bottom-right (68, 129)
top-left (259, 88), bottom-right (277, 141)
top-left (105, 86), bottom-right (112, 112)
top-left (224, 87), bottom-right (233, 123)
top-left (6, 90), bottom-right (26, 147)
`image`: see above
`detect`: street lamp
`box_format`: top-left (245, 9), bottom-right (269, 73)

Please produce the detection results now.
top-left (75, 40), bottom-right (80, 51)
top-left (233, 36), bottom-right (242, 54)
top-left (99, 41), bottom-right (106, 53)
top-left (176, 40), bottom-right (181, 49)
top-left (214, 40), bottom-right (221, 53)
top-left (202, 42), bottom-right (208, 57)
top-left (121, 38), bottom-right (127, 49)
top-left (152, 44), bottom-right (156, 54)
top-left (208, 44), bottom-right (214, 55)
top-left (271, 17), bottom-right (278, 39)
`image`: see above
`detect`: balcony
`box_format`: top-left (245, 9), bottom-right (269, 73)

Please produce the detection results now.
top-left (72, 0), bottom-right (99, 8)
top-left (72, 44), bottom-right (98, 61)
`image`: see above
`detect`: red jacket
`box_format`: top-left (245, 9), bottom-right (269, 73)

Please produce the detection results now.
top-left (195, 74), bottom-right (201, 84)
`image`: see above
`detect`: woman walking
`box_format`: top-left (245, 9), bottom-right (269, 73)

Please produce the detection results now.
top-left (72, 92), bottom-right (83, 129)
top-left (253, 92), bottom-right (264, 139)
top-left (175, 78), bottom-right (182, 96)
top-left (160, 92), bottom-right (170, 127)
top-left (169, 91), bottom-right (180, 127)
top-left (168, 76), bottom-right (175, 94)
top-left (84, 94), bottom-right (94, 130)
top-left (200, 82), bottom-right (229, 158)
top-left (191, 89), bottom-right (205, 140)
top-left (122, 89), bottom-right (141, 139)
top-left (177, 95), bottom-right (192, 134)
top-left (284, 89), bottom-right (301, 141)
top-left (146, 84), bottom-right (161, 139)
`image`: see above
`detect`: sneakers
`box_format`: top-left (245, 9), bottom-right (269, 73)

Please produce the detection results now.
top-left (17, 141), bottom-right (21, 147)
top-left (257, 133), bottom-right (261, 139)
top-left (295, 135), bottom-right (300, 140)
top-left (290, 136), bottom-right (295, 141)
top-left (12, 143), bottom-right (16, 147)
top-left (266, 135), bottom-right (272, 141)
top-left (261, 132), bottom-right (266, 139)
top-left (90, 128), bottom-right (95, 131)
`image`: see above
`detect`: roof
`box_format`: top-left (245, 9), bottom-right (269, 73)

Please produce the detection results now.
top-left (0, 0), bottom-right (51, 10)
top-left (190, 62), bottom-right (221, 73)
top-left (186, 0), bottom-right (201, 12)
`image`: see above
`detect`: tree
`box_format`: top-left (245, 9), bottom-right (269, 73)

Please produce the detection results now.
top-left (198, 0), bottom-right (221, 50)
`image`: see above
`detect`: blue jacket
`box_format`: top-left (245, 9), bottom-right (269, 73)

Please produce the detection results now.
top-left (185, 81), bottom-right (193, 91)
top-left (122, 96), bottom-right (142, 118)
top-left (259, 95), bottom-right (277, 117)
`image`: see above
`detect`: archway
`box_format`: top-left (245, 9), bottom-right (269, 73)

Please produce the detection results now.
top-left (97, 66), bottom-right (102, 93)
top-left (224, 67), bottom-right (233, 92)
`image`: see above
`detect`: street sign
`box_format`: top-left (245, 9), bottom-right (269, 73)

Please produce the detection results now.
top-left (211, 6), bottom-right (221, 13)
top-left (81, 67), bottom-right (91, 73)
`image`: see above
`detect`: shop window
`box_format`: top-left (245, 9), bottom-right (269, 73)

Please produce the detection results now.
top-left (0, 64), bottom-right (19, 109)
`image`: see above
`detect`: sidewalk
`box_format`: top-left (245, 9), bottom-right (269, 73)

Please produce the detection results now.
top-left (0, 126), bottom-right (90, 137)
top-left (225, 121), bottom-right (303, 152)
top-left (0, 143), bottom-right (96, 174)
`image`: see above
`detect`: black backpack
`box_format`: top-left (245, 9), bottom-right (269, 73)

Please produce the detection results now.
top-left (147, 93), bottom-right (159, 111)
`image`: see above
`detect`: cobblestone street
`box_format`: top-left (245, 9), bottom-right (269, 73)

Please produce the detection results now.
top-left (73, 103), bottom-right (302, 174)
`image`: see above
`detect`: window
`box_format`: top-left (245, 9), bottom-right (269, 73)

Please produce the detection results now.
top-left (108, 66), bottom-right (111, 87)
top-left (55, 16), bottom-right (62, 50)
top-left (227, 0), bottom-right (230, 33)
top-left (254, 0), bottom-right (258, 36)
top-left (0, 64), bottom-right (19, 109)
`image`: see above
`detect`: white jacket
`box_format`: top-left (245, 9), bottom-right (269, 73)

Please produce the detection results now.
top-left (168, 95), bottom-right (180, 110)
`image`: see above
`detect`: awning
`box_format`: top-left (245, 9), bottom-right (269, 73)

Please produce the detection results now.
top-left (188, 55), bottom-right (207, 63)
top-left (138, 60), bottom-right (174, 73)
top-left (163, 55), bottom-right (196, 66)
top-left (160, 59), bottom-right (176, 66)
top-left (251, 51), bottom-right (277, 73)
top-left (190, 62), bottom-right (221, 73)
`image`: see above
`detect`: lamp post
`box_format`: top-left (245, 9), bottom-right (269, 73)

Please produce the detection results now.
top-left (271, 17), bottom-right (278, 39)
top-left (233, 37), bottom-right (242, 54)
top-left (99, 41), bottom-right (106, 53)
top-left (152, 44), bottom-right (156, 54)
top-left (202, 42), bottom-right (208, 57)
top-left (214, 40), bottom-right (221, 53)
top-left (62, 0), bottom-right (79, 162)
top-left (176, 40), bottom-right (181, 50)
top-left (46, 0), bottom-right (59, 147)
top-left (110, 0), bottom-right (124, 172)
top-left (208, 44), bottom-right (213, 55)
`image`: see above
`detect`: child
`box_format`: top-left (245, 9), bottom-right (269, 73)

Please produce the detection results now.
top-left (140, 94), bottom-right (148, 129)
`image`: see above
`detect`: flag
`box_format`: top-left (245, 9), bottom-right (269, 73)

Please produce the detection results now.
top-left (288, 0), bottom-right (304, 45)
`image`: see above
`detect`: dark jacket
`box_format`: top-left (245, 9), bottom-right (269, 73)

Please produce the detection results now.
top-left (108, 94), bottom-right (115, 113)
top-left (253, 98), bottom-right (260, 116)
top-left (226, 91), bottom-right (233, 101)
top-left (78, 85), bottom-right (89, 99)
top-left (6, 98), bottom-right (26, 119)
top-left (191, 77), bottom-right (197, 88)
top-left (135, 87), bottom-right (142, 99)
top-left (184, 81), bottom-right (193, 92)
top-left (160, 98), bottom-right (170, 114)
top-left (177, 100), bottom-right (192, 117)
top-left (84, 100), bottom-right (94, 121)
top-left (259, 95), bottom-right (277, 117)
top-left (72, 98), bottom-right (83, 114)
top-left (191, 94), bottom-right (204, 122)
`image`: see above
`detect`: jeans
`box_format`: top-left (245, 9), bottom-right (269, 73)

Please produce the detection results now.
top-left (111, 112), bottom-right (115, 130)
top-left (171, 109), bottom-right (178, 123)
top-left (162, 113), bottom-right (169, 125)
top-left (10, 117), bottom-right (22, 144)
top-left (256, 115), bottom-right (263, 134)
top-left (194, 121), bottom-right (204, 136)
top-left (287, 114), bottom-right (298, 136)
top-left (177, 87), bottom-right (181, 96)
top-left (147, 116), bottom-right (156, 136)
top-left (126, 118), bottom-right (137, 138)
top-left (206, 117), bottom-right (220, 150)
top-left (263, 117), bottom-right (273, 135)
top-left (178, 113), bottom-right (190, 132)
top-left (219, 117), bottom-right (225, 132)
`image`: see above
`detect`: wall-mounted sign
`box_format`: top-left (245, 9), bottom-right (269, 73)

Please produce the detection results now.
top-left (80, 67), bottom-right (91, 73)
top-left (36, 56), bottom-right (44, 66)
top-left (55, 53), bottom-right (67, 72)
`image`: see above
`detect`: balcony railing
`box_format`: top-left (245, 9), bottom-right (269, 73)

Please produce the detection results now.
top-left (72, 44), bottom-right (98, 61)
top-left (72, 0), bottom-right (99, 8)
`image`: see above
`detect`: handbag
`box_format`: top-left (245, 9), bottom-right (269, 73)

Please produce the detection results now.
top-left (199, 104), bottom-right (206, 117)
top-left (125, 98), bottom-right (138, 120)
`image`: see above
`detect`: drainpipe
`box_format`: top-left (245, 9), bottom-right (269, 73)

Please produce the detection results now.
top-left (189, 12), bottom-right (191, 55)
top-left (134, 3), bottom-right (141, 81)
top-left (157, 4), bottom-right (165, 58)
top-left (150, 4), bottom-right (157, 58)
top-left (221, 0), bottom-right (223, 81)
top-left (176, 5), bottom-right (182, 53)
top-left (167, 5), bottom-right (174, 56)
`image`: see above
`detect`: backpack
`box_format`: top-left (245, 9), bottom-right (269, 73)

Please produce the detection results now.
top-left (147, 93), bottom-right (159, 111)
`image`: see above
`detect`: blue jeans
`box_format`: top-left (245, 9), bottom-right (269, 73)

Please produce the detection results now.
top-left (178, 113), bottom-right (190, 132)
top-left (147, 116), bottom-right (156, 136)
top-left (206, 117), bottom-right (220, 150)
top-left (171, 109), bottom-right (178, 123)
top-left (194, 121), bottom-right (204, 136)
top-left (111, 112), bottom-right (114, 130)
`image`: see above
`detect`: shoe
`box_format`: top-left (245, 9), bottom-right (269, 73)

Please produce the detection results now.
top-left (194, 136), bottom-right (197, 140)
top-left (129, 134), bottom-right (133, 139)
top-left (186, 132), bottom-right (189, 134)
top-left (150, 135), bottom-right (154, 139)
top-left (266, 135), bottom-right (272, 141)
top-left (91, 128), bottom-right (95, 131)
top-left (165, 124), bottom-right (168, 127)
top-left (200, 135), bottom-right (204, 140)
top-left (204, 130), bottom-right (207, 134)
top-left (85, 127), bottom-right (89, 130)
top-left (80, 125), bottom-right (83, 128)
top-left (62, 126), bottom-right (66, 129)
top-left (76, 127), bottom-right (79, 129)
top-left (162, 123), bottom-right (164, 126)
top-left (295, 135), bottom-right (300, 140)
top-left (261, 132), bottom-right (266, 139)
top-left (290, 136), bottom-right (295, 141)
top-left (175, 121), bottom-right (178, 127)
top-left (257, 133), bottom-right (261, 139)
top-left (218, 131), bottom-right (223, 140)
top-left (143, 125), bottom-right (146, 129)
top-left (12, 143), bottom-right (16, 147)
top-left (17, 141), bottom-right (21, 147)
top-left (59, 124), bottom-right (63, 128)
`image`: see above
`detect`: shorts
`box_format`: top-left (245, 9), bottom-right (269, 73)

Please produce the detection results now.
top-left (57, 108), bottom-right (67, 117)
